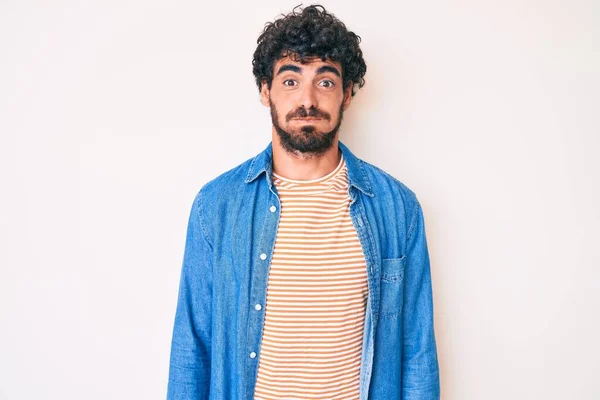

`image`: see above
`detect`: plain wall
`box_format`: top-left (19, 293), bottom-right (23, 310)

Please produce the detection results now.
top-left (1, 0), bottom-right (599, 398)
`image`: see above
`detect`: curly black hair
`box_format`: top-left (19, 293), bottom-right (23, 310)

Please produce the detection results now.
top-left (252, 4), bottom-right (367, 96)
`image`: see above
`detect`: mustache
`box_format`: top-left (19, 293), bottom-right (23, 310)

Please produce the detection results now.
top-left (286, 107), bottom-right (331, 122)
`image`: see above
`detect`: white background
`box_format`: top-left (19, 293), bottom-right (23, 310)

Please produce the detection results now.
top-left (1, 1), bottom-right (599, 399)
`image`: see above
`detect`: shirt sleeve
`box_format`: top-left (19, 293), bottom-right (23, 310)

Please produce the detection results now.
top-left (401, 199), bottom-right (441, 400)
top-left (167, 189), bottom-right (213, 399)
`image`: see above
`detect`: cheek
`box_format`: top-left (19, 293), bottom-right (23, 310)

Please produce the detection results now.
top-left (327, 102), bottom-right (343, 120)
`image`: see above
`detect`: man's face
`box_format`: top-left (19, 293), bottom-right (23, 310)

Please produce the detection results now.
top-left (261, 55), bottom-right (353, 156)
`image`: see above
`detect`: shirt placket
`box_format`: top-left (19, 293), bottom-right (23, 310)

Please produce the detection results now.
top-left (349, 187), bottom-right (378, 400)
top-left (246, 183), bottom-right (281, 399)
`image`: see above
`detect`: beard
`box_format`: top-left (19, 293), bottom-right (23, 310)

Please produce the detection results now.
top-left (270, 99), bottom-right (344, 157)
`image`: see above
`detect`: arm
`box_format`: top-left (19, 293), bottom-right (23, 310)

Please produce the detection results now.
top-left (402, 199), bottom-right (440, 399)
top-left (167, 190), bottom-right (213, 399)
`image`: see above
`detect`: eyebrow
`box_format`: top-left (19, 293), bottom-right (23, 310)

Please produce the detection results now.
top-left (316, 65), bottom-right (341, 77)
top-left (275, 64), bottom-right (341, 78)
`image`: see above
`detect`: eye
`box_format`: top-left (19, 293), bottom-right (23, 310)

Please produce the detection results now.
top-left (319, 80), bottom-right (335, 88)
top-left (283, 79), bottom-right (297, 87)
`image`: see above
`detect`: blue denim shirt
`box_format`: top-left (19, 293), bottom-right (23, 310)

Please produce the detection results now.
top-left (167, 141), bottom-right (440, 399)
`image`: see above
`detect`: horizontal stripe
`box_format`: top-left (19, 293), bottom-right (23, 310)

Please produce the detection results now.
top-left (254, 156), bottom-right (366, 400)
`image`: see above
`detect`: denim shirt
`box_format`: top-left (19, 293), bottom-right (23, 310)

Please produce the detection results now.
top-left (167, 141), bottom-right (440, 399)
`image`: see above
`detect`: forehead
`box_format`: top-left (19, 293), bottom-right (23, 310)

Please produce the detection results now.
top-left (273, 55), bottom-right (342, 74)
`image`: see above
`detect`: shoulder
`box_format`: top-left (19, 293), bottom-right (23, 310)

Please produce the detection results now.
top-left (359, 158), bottom-right (420, 210)
top-left (186, 154), bottom-right (256, 240)
top-left (193, 153), bottom-right (256, 203)
top-left (357, 158), bottom-right (425, 242)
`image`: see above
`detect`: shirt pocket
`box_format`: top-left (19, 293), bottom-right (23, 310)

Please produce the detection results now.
top-left (379, 255), bottom-right (407, 319)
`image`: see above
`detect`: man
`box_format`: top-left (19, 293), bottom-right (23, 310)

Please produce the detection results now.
top-left (167, 4), bottom-right (440, 399)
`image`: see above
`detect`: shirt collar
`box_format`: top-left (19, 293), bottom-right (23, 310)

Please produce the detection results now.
top-left (244, 140), bottom-right (374, 197)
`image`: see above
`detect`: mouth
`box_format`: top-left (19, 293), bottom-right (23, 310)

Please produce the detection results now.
top-left (291, 118), bottom-right (322, 122)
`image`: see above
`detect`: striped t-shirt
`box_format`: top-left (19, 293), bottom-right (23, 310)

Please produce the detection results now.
top-left (253, 154), bottom-right (369, 400)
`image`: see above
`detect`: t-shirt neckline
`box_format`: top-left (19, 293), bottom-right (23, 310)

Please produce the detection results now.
top-left (272, 154), bottom-right (345, 184)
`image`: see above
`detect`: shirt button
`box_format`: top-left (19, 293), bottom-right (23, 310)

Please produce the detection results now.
top-left (255, 304), bottom-right (262, 311)
top-left (260, 253), bottom-right (267, 260)
top-left (269, 205), bottom-right (276, 212)
top-left (250, 352), bottom-right (256, 358)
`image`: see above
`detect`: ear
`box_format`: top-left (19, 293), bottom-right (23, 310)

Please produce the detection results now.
top-left (342, 83), bottom-right (353, 111)
top-left (260, 79), bottom-right (270, 107)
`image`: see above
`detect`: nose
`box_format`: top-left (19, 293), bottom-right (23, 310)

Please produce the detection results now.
top-left (298, 83), bottom-right (318, 110)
